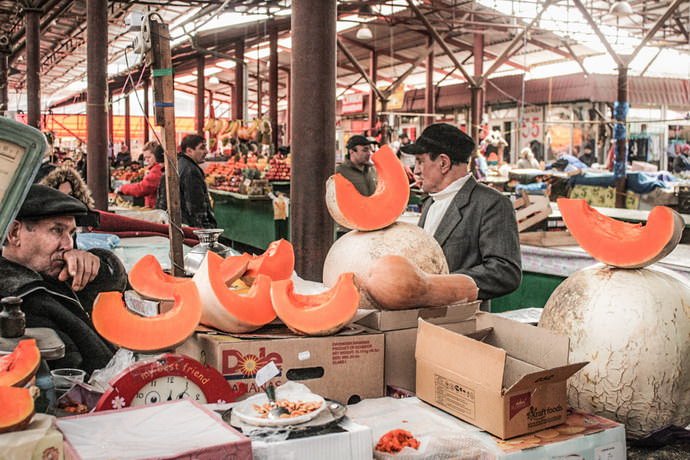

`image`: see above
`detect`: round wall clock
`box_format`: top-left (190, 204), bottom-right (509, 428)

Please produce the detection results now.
top-left (95, 353), bottom-right (243, 411)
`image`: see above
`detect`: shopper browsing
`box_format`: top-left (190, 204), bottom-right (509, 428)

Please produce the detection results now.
top-left (337, 134), bottom-right (378, 197)
top-left (401, 123), bottom-right (521, 306)
top-left (117, 142), bottom-right (164, 208)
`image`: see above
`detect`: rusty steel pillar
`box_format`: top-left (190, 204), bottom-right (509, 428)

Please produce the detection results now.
top-left (269, 22), bottom-right (279, 150)
top-left (368, 50), bottom-right (377, 134)
top-left (86, 0), bottom-right (109, 210)
top-left (284, 68), bottom-right (291, 145)
top-left (424, 35), bottom-right (435, 127)
top-left (291, 0), bottom-right (336, 281)
top-left (195, 54), bottom-right (205, 134)
top-left (0, 53), bottom-right (8, 117)
top-left (107, 93), bottom-right (114, 148)
top-left (24, 5), bottom-right (41, 129)
top-left (232, 40), bottom-right (244, 121)
top-left (143, 79), bottom-right (150, 143)
top-left (470, 32), bottom-right (485, 142)
top-left (124, 93), bottom-right (131, 151)
top-left (614, 65), bottom-right (628, 209)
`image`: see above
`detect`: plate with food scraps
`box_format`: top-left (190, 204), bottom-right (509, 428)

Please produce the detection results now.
top-left (233, 389), bottom-right (327, 427)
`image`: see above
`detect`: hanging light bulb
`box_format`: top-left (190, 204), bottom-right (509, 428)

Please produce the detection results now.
top-left (609, 0), bottom-right (633, 17)
top-left (208, 76), bottom-right (220, 85)
top-left (356, 23), bottom-right (373, 40)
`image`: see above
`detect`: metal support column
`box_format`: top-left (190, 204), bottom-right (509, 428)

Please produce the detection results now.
top-left (0, 53), bottom-right (8, 117)
top-left (86, 0), bottom-right (109, 210)
top-left (368, 50), bottom-right (377, 135)
top-left (269, 22), bottom-right (279, 150)
top-left (143, 79), bottom-right (150, 143)
top-left (614, 65), bottom-right (628, 209)
top-left (196, 54), bottom-right (205, 134)
top-left (107, 93), bottom-right (114, 149)
top-left (233, 40), bottom-right (245, 121)
top-left (124, 93), bottom-right (131, 151)
top-left (424, 35), bottom-right (434, 127)
top-left (470, 32), bottom-right (485, 143)
top-left (284, 68), bottom-right (291, 145)
top-left (24, 5), bottom-right (41, 129)
top-left (291, 0), bottom-right (336, 281)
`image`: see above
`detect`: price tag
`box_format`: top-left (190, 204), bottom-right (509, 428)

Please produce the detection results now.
top-left (243, 178), bottom-right (252, 187)
top-left (255, 361), bottom-right (280, 387)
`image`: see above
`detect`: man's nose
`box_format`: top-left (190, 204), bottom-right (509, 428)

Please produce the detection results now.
top-left (61, 233), bottom-right (74, 250)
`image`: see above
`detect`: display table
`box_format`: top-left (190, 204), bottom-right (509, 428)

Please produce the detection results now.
top-left (211, 189), bottom-right (289, 251)
top-left (111, 236), bottom-right (191, 273)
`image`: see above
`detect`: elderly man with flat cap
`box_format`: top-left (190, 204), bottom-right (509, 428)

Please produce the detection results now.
top-left (0, 185), bottom-right (127, 374)
top-left (402, 123), bottom-right (521, 308)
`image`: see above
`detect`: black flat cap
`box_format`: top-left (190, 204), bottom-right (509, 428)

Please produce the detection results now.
top-left (346, 134), bottom-right (376, 151)
top-left (17, 184), bottom-right (99, 227)
top-left (401, 123), bottom-right (475, 163)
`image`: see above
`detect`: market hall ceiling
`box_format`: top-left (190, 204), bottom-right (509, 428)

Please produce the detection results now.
top-left (3, 1), bottom-right (689, 111)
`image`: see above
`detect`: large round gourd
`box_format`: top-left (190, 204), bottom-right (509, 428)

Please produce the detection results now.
top-left (539, 264), bottom-right (690, 438)
top-left (323, 222), bottom-right (448, 309)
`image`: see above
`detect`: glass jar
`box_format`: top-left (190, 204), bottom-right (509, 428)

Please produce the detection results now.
top-left (184, 229), bottom-right (239, 275)
top-left (0, 296), bottom-right (26, 338)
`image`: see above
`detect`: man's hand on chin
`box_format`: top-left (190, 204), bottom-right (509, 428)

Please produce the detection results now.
top-left (58, 250), bottom-right (101, 291)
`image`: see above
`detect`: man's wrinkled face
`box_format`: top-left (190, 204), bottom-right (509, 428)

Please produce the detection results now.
top-left (413, 152), bottom-right (446, 193)
top-left (12, 217), bottom-right (76, 278)
top-left (349, 144), bottom-right (373, 167)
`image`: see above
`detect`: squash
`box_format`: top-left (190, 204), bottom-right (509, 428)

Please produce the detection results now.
top-left (92, 282), bottom-right (202, 353)
top-left (539, 264), bottom-right (690, 438)
top-left (0, 339), bottom-right (41, 387)
top-left (365, 255), bottom-right (478, 309)
top-left (128, 255), bottom-right (190, 299)
top-left (326, 144), bottom-right (410, 231)
top-left (193, 252), bottom-right (276, 333)
top-left (270, 273), bottom-right (359, 335)
top-left (558, 198), bottom-right (684, 268)
top-left (0, 386), bottom-right (34, 433)
top-left (323, 222), bottom-right (449, 309)
top-left (219, 253), bottom-right (252, 284)
top-left (242, 239), bottom-right (294, 285)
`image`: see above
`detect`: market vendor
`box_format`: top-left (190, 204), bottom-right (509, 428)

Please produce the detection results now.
top-left (337, 134), bottom-right (378, 197)
top-left (157, 134), bottom-right (218, 228)
top-left (401, 123), bottom-right (521, 306)
top-left (116, 142), bottom-right (164, 208)
top-left (0, 185), bottom-right (126, 374)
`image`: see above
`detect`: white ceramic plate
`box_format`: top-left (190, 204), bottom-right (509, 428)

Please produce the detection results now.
top-left (233, 390), bottom-right (326, 427)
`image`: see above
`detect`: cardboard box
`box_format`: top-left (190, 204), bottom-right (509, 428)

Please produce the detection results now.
top-left (357, 300), bottom-right (479, 331)
top-left (384, 319), bottom-right (476, 393)
top-left (177, 329), bottom-right (384, 405)
top-left (415, 314), bottom-right (588, 439)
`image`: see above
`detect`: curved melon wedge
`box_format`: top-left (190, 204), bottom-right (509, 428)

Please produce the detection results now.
top-left (326, 144), bottom-right (410, 231)
top-left (558, 198), bottom-right (684, 268)
top-left (0, 386), bottom-right (34, 433)
top-left (129, 255), bottom-right (190, 300)
top-left (193, 252), bottom-right (276, 333)
top-left (0, 339), bottom-right (41, 387)
top-left (92, 282), bottom-right (202, 353)
top-left (219, 253), bottom-right (252, 285)
top-left (270, 272), bottom-right (359, 336)
top-left (242, 239), bottom-right (294, 285)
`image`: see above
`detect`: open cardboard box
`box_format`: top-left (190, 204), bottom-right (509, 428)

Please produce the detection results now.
top-left (415, 313), bottom-right (588, 439)
top-left (357, 300), bottom-right (479, 331)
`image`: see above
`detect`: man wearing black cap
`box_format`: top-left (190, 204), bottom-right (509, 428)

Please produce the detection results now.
top-left (337, 134), bottom-right (378, 197)
top-left (0, 185), bottom-right (126, 374)
top-left (401, 123), bottom-right (521, 307)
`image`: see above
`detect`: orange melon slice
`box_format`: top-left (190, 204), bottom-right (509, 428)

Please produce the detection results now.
top-left (0, 386), bottom-right (34, 433)
top-left (270, 272), bottom-right (359, 336)
top-left (128, 255), bottom-right (190, 300)
top-left (326, 144), bottom-right (410, 231)
top-left (558, 198), bottom-right (684, 268)
top-left (0, 339), bottom-right (41, 387)
top-left (92, 282), bottom-right (202, 353)
top-left (193, 252), bottom-right (276, 333)
top-left (242, 239), bottom-right (294, 285)
top-left (219, 253), bottom-right (252, 284)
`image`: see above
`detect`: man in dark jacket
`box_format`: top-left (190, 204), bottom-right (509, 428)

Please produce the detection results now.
top-left (157, 134), bottom-right (217, 228)
top-left (0, 185), bottom-right (127, 374)
top-left (337, 134), bottom-right (378, 196)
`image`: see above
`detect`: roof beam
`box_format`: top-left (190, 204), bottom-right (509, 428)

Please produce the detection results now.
top-left (337, 38), bottom-right (386, 102)
top-left (445, 36), bottom-right (529, 72)
top-left (562, 40), bottom-right (590, 76)
top-left (572, 0), bottom-right (624, 67)
top-left (628, 0), bottom-right (685, 64)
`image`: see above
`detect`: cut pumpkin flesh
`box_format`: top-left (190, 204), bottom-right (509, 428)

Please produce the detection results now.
top-left (0, 386), bottom-right (34, 433)
top-left (242, 239), bottom-right (294, 284)
top-left (128, 254), bottom-right (190, 299)
top-left (193, 252), bottom-right (276, 333)
top-left (270, 272), bottom-right (359, 336)
top-left (92, 282), bottom-right (202, 353)
top-left (219, 253), bottom-right (252, 284)
top-left (0, 339), bottom-right (41, 387)
top-left (326, 144), bottom-right (410, 231)
top-left (558, 198), bottom-right (684, 268)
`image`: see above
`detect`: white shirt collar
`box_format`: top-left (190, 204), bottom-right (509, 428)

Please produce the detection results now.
top-left (428, 174), bottom-right (472, 202)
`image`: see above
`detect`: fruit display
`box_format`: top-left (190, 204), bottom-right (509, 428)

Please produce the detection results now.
top-left (265, 154), bottom-right (291, 181)
top-left (0, 339), bottom-right (41, 387)
top-left (205, 116), bottom-right (272, 145)
top-left (112, 163), bottom-right (146, 183)
top-left (0, 386), bottom-right (35, 433)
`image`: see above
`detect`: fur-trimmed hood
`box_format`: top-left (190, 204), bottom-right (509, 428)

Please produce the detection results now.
top-left (39, 165), bottom-right (95, 208)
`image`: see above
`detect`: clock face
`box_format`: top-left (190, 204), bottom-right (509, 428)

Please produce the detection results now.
top-left (131, 376), bottom-right (207, 407)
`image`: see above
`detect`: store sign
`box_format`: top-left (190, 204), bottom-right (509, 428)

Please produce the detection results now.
top-left (520, 105), bottom-right (543, 149)
top-left (342, 93), bottom-right (364, 114)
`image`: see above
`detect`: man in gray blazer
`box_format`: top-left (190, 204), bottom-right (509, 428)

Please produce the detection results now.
top-left (401, 123), bottom-right (521, 308)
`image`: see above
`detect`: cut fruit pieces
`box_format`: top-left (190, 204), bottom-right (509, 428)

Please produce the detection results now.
top-left (128, 255), bottom-right (190, 299)
top-left (0, 339), bottom-right (41, 387)
top-left (0, 386), bottom-right (35, 433)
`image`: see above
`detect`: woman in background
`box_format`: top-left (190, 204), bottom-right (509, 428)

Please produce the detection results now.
top-left (40, 164), bottom-right (95, 208)
top-left (117, 142), bottom-right (164, 208)
top-left (516, 147), bottom-right (540, 169)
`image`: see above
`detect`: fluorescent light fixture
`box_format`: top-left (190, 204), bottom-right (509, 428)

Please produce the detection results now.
top-left (216, 60), bottom-right (236, 69)
top-left (192, 67), bottom-right (222, 76)
top-left (356, 24), bottom-right (373, 40)
top-left (175, 75), bottom-right (196, 83)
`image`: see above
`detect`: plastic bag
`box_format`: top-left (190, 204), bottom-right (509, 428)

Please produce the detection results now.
top-left (374, 432), bottom-right (491, 460)
top-left (88, 348), bottom-right (136, 392)
top-left (76, 232), bottom-right (121, 250)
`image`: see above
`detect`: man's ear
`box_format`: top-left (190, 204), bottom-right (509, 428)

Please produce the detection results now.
top-left (5, 221), bottom-right (21, 247)
top-left (439, 154), bottom-right (452, 173)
